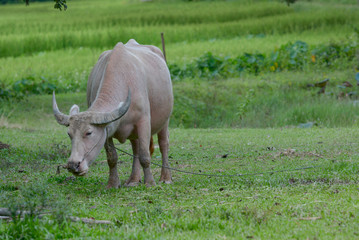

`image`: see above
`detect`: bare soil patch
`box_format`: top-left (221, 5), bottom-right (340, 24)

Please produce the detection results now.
top-left (0, 141), bottom-right (10, 150)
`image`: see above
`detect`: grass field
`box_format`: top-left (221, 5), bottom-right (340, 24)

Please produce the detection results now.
top-left (1, 0), bottom-right (357, 58)
top-left (1, 0), bottom-right (359, 86)
top-left (1, 124), bottom-right (359, 239)
top-left (1, 0), bottom-right (359, 239)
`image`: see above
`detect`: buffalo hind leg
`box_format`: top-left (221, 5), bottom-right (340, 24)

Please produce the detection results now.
top-left (124, 139), bottom-right (142, 187)
top-left (138, 119), bottom-right (156, 187)
top-left (158, 121), bottom-right (172, 184)
top-left (104, 138), bottom-right (120, 188)
top-left (150, 136), bottom-right (155, 157)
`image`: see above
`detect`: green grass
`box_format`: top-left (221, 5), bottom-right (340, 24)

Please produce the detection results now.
top-left (172, 72), bottom-right (359, 128)
top-left (1, 70), bottom-right (359, 129)
top-left (1, 0), bottom-right (358, 87)
top-left (2, 26), bottom-right (357, 87)
top-left (1, 0), bottom-right (359, 238)
top-left (0, 0), bottom-right (358, 58)
top-left (1, 28), bottom-right (356, 87)
top-left (0, 0), bottom-right (358, 129)
top-left (1, 124), bottom-right (358, 239)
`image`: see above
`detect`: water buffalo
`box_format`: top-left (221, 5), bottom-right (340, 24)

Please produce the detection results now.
top-left (52, 39), bottom-right (173, 188)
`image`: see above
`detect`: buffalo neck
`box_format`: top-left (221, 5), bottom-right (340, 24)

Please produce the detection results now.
top-left (88, 43), bottom-right (132, 113)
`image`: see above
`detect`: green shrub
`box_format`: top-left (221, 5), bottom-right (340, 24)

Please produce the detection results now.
top-left (234, 53), bottom-right (266, 75)
top-left (170, 39), bottom-right (358, 80)
top-left (0, 76), bottom-right (61, 101)
top-left (271, 40), bottom-right (309, 70)
top-left (1, 39), bottom-right (357, 101)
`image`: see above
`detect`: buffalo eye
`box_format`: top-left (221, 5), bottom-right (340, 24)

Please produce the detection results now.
top-left (85, 131), bottom-right (92, 136)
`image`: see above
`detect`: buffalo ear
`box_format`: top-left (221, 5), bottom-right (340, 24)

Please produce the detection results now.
top-left (69, 105), bottom-right (80, 116)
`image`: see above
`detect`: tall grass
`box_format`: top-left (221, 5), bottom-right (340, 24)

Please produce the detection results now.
top-left (172, 72), bottom-right (359, 128)
top-left (2, 70), bottom-right (357, 129)
top-left (168, 26), bottom-right (357, 64)
top-left (1, 0), bottom-right (358, 128)
top-left (0, 26), bottom-right (356, 87)
top-left (1, 1), bottom-right (292, 34)
top-left (0, 47), bottom-right (99, 87)
top-left (0, 0), bottom-right (358, 58)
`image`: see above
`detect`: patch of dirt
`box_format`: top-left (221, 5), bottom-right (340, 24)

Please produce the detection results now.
top-left (0, 141), bottom-right (10, 150)
top-left (289, 177), bottom-right (358, 185)
top-left (38, 142), bottom-right (70, 161)
top-left (275, 148), bottom-right (297, 157)
top-left (258, 148), bottom-right (323, 161)
top-left (282, 149), bottom-right (323, 158)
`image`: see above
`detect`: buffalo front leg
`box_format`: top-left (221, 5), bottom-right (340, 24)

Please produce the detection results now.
top-left (104, 138), bottom-right (120, 188)
top-left (158, 121), bottom-right (172, 184)
top-left (124, 139), bottom-right (142, 187)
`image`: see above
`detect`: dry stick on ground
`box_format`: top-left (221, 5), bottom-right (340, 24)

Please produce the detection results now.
top-left (69, 216), bottom-right (112, 225)
top-left (0, 208), bottom-right (29, 216)
top-left (298, 217), bottom-right (322, 221)
top-left (0, 208), bottom-right (113, 225)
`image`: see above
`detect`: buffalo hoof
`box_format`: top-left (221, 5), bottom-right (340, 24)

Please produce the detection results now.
top-left (124, 181), bottom-right (140, 187)
top-left (106, 177), bottom-right (120, 189)
top-left (159, 180), bottom-right (172, 184)
top-left (145, 180), bottom-right (156, 187)
top-left (106, 183), bottom-right (120, 189)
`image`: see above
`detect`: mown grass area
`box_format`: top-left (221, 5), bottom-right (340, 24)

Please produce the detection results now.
top-left (1, 125), bottom-right (359, 239)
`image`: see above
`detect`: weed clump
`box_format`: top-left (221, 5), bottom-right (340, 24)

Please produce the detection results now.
top-left (0, 182), bottom-right (77, 239)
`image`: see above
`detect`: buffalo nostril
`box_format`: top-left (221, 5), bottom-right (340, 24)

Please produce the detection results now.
top-left (76, 162), bottom-right (81, 171)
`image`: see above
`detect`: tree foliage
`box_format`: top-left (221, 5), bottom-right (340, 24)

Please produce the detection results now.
top-left (24, 0), bottom-right (67, 10)
top-left (283, 0), bottom-right (298, 6)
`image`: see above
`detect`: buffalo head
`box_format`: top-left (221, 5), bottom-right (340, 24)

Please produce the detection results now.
top-left (52, 90), bottom-right (131, 176)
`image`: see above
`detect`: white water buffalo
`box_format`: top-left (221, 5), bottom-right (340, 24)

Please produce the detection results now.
top-left (52, 39), bottom-right (173, 188)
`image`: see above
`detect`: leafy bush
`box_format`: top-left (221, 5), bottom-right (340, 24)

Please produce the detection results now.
top-left (271, 41), bottom-right (309, 70)
top-left (169, 40), bottom-right (358, 80)
top-left (196, 52), bottom-right (227, 78)
top-left (1, 39), bottom-right (357, 101)
top-left (311, 42), bottom-right (357, 67)
top-left (0, 76), bottom-right (57, 101)
top-left (234, 53), bottom-right (266, 75)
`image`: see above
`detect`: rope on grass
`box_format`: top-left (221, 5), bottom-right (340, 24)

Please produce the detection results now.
top-left (113, 146), bottom-right (322, 178)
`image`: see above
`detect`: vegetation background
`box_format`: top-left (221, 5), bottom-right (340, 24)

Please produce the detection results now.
top-left (0, 0), bottom-right (359, 239)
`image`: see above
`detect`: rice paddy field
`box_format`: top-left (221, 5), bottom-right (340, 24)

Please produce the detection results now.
top-left (1, 0), bottom-right (359, 86)
top-left (1, 0), bottom-right (359, 239)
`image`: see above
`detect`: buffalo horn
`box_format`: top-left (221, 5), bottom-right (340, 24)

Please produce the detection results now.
top-left (52, 92), bottom-right (70, 126)
top-left (90, 89), bottom-right (131, 125)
